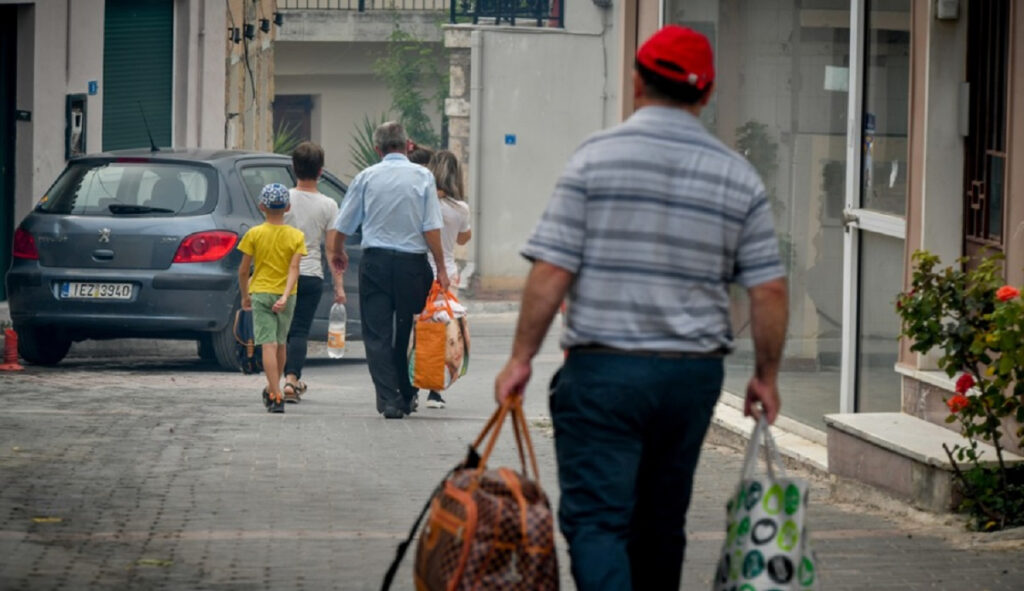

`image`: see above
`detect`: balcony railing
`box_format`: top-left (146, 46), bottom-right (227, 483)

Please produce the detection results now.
top-left (279, 0), bottom-right (565, 27)
top-left (279, 0), bottom-right (447, 11)
top-left (451, 0), bottom-right (563, 27)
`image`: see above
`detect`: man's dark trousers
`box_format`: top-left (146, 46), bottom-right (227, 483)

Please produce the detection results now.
top-left (551, 350), bottom-right (723, 591)
top-left (359, 248), bottom-right (433, 414)
top-left (284, 274), bottom-right (324, 380)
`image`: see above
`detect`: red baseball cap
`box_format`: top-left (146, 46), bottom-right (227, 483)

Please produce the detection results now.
top-left (636, 25), bottom-right (714, 90)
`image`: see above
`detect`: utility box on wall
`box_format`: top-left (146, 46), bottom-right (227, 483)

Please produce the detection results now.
top-left (66, 94), bottom-right (87, 160)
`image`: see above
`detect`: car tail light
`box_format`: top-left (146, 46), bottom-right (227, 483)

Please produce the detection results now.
top-left (13, 228), bottom-right (38, 260)
top-left (173, 231), bottom-right (238, 263)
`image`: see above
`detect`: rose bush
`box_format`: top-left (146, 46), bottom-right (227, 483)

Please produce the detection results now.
top-left (896, 251), bottom-right (1024, 531)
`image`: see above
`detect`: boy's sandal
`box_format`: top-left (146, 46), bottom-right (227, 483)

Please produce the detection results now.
top-left (283, 382), bottom-right (301, 403)
top-left (296, 380), bottom-right (308, 395)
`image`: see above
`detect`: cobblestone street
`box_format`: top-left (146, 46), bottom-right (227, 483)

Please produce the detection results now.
top-left (1, 314), bottom-right (1021, 590)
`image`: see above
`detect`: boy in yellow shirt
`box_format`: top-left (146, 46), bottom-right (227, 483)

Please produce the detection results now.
top-left (237, 183), bottom-right (308, 413)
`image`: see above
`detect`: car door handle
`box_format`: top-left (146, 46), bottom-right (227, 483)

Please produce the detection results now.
top-left (92, 249), bottom-right (114, 261)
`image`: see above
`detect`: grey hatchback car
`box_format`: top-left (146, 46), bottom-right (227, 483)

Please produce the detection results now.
top-left (6, 149), bottom-right (361, 370)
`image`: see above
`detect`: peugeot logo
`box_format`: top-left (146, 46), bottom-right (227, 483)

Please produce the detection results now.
top-left (98, 228), bottom-right (111, 243)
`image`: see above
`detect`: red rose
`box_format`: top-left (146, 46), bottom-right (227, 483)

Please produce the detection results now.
top-left (947, 394), bottom-right (970, 413)
top-left (955, 374), bottom-right (975, 394)
top-left (996, 285), bottom-right (1020, 302)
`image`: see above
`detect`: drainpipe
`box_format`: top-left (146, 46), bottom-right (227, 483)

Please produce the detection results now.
top-left (469, 30), bottom-right (483, 284)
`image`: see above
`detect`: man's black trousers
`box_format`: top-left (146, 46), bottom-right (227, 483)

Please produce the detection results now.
top-left (358, 248), bottom-right (433, 415)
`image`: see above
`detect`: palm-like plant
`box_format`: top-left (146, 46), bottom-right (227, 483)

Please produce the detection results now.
top-left (272, 120), bottom-right (303, 156)
top-left (350, 113), bottom-right (388, 174)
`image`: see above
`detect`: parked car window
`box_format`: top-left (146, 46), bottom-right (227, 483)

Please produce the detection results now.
top-left (317, 177), bottom-right (346, 205)
top-left (38, 161), bottom-right (216, 216)
top-left (240, 166), bottom-right (294, 204)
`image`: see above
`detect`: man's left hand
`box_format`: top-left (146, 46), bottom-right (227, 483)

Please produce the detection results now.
top-left (495, 357), bottom-right (531, 404)
top-left (333, 284), bottom-right (346, 304)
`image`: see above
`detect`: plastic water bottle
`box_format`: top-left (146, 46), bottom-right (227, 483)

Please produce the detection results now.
top-left (327, 303), bottom-right (346, 359)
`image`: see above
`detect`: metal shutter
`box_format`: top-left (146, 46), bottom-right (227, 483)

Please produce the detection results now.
top-left (102, 0), bottom-right (173, 151)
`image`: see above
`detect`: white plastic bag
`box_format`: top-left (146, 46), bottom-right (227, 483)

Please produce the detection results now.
top-left (713, 417), bottom-right (818, 590)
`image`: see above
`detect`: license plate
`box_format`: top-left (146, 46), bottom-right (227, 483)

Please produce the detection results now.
top-left (60, 282), bottom-right (133, 300)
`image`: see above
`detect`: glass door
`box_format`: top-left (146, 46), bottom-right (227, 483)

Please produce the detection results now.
top-left (839, 0), bottom-right (910, 413)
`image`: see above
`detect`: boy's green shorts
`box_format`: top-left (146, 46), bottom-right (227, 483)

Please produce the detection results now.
top-left (250, 293), bottom-right (296, 345)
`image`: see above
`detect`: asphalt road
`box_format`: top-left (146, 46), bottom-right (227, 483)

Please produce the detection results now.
top-left (1, 312), bottom-right (1021, 590)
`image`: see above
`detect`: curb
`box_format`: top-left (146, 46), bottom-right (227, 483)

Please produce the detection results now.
top-left (706, 392), bottom-right (830, 479)
top-left (462, 299), bottom-right (520, 315)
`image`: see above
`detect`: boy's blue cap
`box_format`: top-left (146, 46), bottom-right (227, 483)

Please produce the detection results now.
top-left (260, 183), bottom-right (290, 209)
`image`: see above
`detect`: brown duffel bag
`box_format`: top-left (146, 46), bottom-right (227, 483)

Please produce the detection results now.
top-left (381, 397), bottom-right (559, 591)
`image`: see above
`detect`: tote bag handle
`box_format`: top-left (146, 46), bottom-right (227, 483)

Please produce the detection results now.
top-left (418, 280), bottom-right (455, 321)
top-left (740, 415), bottom-right (787, 482)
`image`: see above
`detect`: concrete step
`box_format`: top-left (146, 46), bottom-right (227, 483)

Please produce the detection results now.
top-left (824, 412), bottom-right (1024, 512)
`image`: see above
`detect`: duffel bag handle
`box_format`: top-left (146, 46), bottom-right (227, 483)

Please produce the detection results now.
top-left (472, 395), bottom-right (542, 483)
top-left (380, 396), bottom-right (539, 591)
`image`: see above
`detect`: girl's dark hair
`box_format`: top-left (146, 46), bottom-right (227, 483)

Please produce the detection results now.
top-left (428, 150), bottom-right (465, 202)
top-left (292, 141), bottom-right (324, 181)
top-left (636, 60), bottom-right (711, 105)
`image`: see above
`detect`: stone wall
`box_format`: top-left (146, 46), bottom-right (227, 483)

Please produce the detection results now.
top-left (226, 0), bottom-right (277, 151)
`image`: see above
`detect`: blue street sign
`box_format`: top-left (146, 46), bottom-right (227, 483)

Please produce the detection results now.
top-left (88, 81), bottom-right (98, 95)
top-left (504, 134), bottom-right (516, 146)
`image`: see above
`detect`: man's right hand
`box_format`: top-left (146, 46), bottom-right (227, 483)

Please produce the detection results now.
top-left (744, 375), bottom-right (780, 424)
top-left (495, 357), bottom-right (531, 405)
top-left (436, 267), bottom-right (451, 293)
top-left (241, 295), bottom-right (252, 311)
top-left (331, 250), bottom-right (348, 274)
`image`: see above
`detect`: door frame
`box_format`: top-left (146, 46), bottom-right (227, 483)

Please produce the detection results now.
top-left (839, 0), bottom-right (908, 414)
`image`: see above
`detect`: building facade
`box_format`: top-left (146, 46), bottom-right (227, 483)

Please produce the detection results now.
top-left (0, 0), bottom-right (276, 300)
top-left (273, 2), bottom-right (447, 182)
top-left (627, 0), bottom-right (1022, 448)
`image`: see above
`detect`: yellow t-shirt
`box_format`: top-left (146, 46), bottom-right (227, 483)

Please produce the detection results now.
top-left (237, 223), bottom-right (307, 295)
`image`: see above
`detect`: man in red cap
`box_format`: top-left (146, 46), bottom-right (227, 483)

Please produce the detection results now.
top-left (495, 25), bottom-right (789, 590)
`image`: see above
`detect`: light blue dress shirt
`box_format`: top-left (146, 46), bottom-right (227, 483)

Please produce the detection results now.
top-left (333, 153), bottom-right (443, 253)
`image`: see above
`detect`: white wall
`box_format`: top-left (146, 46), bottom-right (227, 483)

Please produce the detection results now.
top-left (474, 29), bottom-right (610, 283)
top-left (275, 40), bottom-right (446, 181)
top-left (460, 0), bottom-right (621, 287)
top-left (2, 0), bottom-right (80, 225)
top-left (175, 0), bottom-right (227, 148)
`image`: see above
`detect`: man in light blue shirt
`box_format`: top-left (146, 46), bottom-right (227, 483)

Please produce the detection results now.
top-left (331, 121), bottom-right (449, 419)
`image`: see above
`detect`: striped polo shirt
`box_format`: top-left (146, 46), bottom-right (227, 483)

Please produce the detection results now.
top-left (522, 105), bottom-right (785, 353)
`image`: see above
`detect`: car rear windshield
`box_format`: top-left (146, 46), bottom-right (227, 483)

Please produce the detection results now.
top-left (37, 160), bottom-right (218, 216)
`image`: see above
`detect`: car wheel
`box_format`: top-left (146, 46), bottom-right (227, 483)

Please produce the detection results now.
top-left (17, 327), bottom-right (71, 366)
top-left (210, 313), bottom-right (242, 372)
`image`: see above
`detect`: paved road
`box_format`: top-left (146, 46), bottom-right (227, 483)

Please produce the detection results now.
top-left (1, 313), bottom-right (1021, 590)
